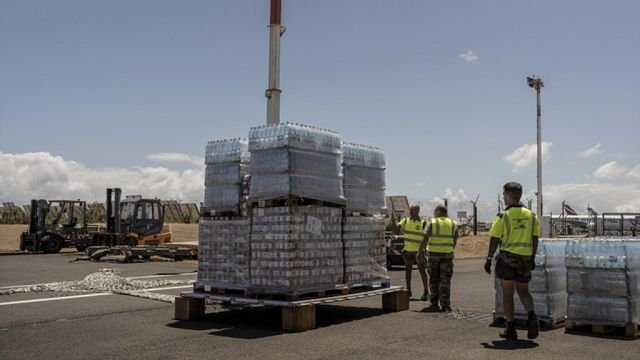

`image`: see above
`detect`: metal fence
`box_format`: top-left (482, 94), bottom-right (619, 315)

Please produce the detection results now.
top-left (546, 213), bottom-right (639, 237)
top-left (599, 213), bottom-right (640, 236)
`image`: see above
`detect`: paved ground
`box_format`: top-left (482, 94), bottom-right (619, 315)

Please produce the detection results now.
top-left (0, 253), bottom-right (638, 360)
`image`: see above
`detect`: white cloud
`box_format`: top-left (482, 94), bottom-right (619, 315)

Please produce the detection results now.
top-left (626, 165), bottom-right (640, 181)
top-left (459, 50), bottom-right (478, 62)
top-left (593, 161), bottom-right (629, 178)
top-left (415, 182), bottom-right (426, 187)
top-left (0, 152), bottom-right (204, 205)
top-left (544, 182), bottom-right (640, 214)
top-left (503, 142), bottom-right (552, 172)
top-left (426, 188), bottom-right (470, 214)
top-left (147, 152), bottom-right (203, 166)
top-left (579, 143), bottom-right (603, 159)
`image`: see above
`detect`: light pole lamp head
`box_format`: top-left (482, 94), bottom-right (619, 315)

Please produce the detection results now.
top-left (527, 75), bottom-right (544, 90)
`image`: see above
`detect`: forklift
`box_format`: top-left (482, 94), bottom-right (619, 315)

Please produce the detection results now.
top-left (86, 188), bottom-right (194, 261)
top-left (91, 188), bottom-right (172, 247)
top-left (20, 199), bottom-right (92, 253)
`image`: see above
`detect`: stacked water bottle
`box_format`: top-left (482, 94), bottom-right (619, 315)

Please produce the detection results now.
top-left (249, 206), bottom-right (344, 293)
top-left (196, 124), bottom-right (394, 295)
top-left (203, 138), bottom-right (250, 212)
top-left (565, 239), bottom-right (640, 327)
top-left (494, 239), bottom-right (568, 325)
top-left (197, 218), bottom-right (251, 290)
top-left (341, 142), bottom-right (386, 213)
top-left (342, 215), bottom-right (389, 287)
top-left (197, 138), bottom-right (251, 291)
top-left (340, 142), bottom-right (389, 284)
top-left (247, 123), bottom-right (345, 205)
top-left (246, 123), bottom-right (347, 294)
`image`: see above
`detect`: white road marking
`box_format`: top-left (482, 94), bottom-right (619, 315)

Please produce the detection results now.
top-left (0, 293), bottom-right (111, 306)
top-left (0, 285), bottom-right (193, 306)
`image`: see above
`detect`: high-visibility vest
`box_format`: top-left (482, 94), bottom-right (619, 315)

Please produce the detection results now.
top-left (497, 206), bottom-right (539, 256)
top-left (400, 217), bottom-right (425, 252)
top-left (426, 217), bottom-right (457, 253)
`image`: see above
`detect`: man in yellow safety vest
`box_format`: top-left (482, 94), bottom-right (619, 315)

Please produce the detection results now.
top-left (396, 204), bottom-right (429, 300)
top-left (418, 204), bottom-right (457, 312)
top-left (485, 181), bottom-right (540, 341)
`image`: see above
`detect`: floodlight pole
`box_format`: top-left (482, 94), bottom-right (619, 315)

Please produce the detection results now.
top-left (266, 0), bottom-right (285, 125)
top-left (470, 194), bottom-right (479, 236)
top-left (528, 75), bottom-right (544, 218)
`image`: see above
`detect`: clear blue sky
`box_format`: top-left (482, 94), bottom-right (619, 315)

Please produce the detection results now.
top-left (1, 0), bottom-right (639, 221)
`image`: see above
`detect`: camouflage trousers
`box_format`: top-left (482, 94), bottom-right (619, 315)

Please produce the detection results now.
top-left (427, 254), bottom-right (454, 307)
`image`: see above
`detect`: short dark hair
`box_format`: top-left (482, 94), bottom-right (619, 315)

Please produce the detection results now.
top-left (503, 182), bottom-right (523, 202)
top-left (434, 204), bottom-right (448, 216)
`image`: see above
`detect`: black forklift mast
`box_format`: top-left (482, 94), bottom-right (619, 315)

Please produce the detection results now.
top-left (22, 199), bottom-right (49, 251)
top-left (106, 188), bottom-right (122, 234)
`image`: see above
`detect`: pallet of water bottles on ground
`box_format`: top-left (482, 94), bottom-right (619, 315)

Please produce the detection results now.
top-left (493, 239), bottom-right (568, 330)
top-left (493, 237), bottom-right (640, 337)
top-left (563, 238), bottom-right (640, 338)
top-left (193, 123), bottom-right (392, 303)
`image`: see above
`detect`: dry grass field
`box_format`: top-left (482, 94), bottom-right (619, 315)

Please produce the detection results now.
top-left (454, 233), bottom-right (490, 259)
top-left (0, 223), bottom-right (488, 257)
top-left (0, 224), bottom-right (27, 250)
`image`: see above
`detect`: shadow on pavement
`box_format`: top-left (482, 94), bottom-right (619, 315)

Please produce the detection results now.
top-left (481, 339), bottom-right (539, 350)
top-left (166, 304), bottom-right (387, 339)
top-left (417, 305), bottom-right (442, 313)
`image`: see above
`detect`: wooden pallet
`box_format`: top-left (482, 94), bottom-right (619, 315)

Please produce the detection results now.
top-left (344, 211), bottom-right (384, 217)
top-left (348, 281), bottom-right (391, 294)
top-left (194, 284), bottom-right (251, 296)
top-left (200, 214), bottom-right (247, 221)
top-left (194, 284), bottom-right (350, 302)
top-left (199, 207), bottom-right (243, 218)
top-left (252, 286), bottom-right (350, 301)
top-left (175, 286), bottom-right (409, 331)
top-left (250, 196), bottom-right (346, 209)
top-left (492, 314), bottom-right (564, 330)
top-left (565, 320), bottom-right (640, 339)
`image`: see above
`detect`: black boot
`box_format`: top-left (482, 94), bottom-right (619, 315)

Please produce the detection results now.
top-left (499, 321), bottom-right (518, 340)
top-left (527, 311), bottom-right (539, 339)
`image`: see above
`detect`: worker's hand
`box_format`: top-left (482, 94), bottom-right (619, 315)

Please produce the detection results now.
top-left (530, 259), bottom-right (536, 271)
top-left (484, 259), bottom-right (492, 274)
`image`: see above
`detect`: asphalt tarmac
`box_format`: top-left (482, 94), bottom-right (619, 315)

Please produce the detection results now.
top-left (0, 253), bottom-right (637, 360)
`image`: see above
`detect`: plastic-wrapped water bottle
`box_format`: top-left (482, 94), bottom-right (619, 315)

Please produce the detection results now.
top-left (535, 244), bottom-right (546, 268)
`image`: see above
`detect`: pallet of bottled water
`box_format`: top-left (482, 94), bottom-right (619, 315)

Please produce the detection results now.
top-left (565, 239), bottom-right (640, 328)
top-left (494, 239), bottom-right (567, 328)
top-left (249, 206), bottom-right (345, 294)
top-left (341, 142), bottom-right (386, 213)
top-left (341, 142), bottom-right (386, 168)
top-left (203, 138), bottom-right (250, 211)
top-left (248, 122), bottom-right (342, 154)
top-left (196, 218), bottom-right (251, 290)
top-left (248, 123), bottom-right (345, 205)
top-left (205, 138), bottom-right (250, 163)
top-left (248, 174), bottom-right (345, 205)
top-left (343, 215), bottom-right (389, 288)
